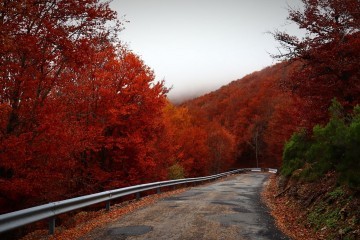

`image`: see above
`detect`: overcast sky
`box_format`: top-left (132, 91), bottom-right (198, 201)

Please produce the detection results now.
top-left (110, 0), bottom-right (303, 102)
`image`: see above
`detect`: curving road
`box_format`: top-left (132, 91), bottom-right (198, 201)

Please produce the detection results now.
top-left (82, 173), bottom-right (289, 240)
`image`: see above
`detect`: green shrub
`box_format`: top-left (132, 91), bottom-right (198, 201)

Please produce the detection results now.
top-left (281, 158), bottom-right (304, 177)
top-left (299, 164), bottom-right (324, 182)
top-left (337, 108), bottom-right (360, 188)
top-left (281, 99), bottom-right (360, 188)
top-left (281, 130), bottom-right (309, 176)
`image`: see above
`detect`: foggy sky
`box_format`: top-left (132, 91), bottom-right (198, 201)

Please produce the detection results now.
top-left (110, 0), bottom-right (303, 102)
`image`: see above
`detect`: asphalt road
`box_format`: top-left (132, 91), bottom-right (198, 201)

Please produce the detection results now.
top-left (82, 173), bottom-right (289, 240)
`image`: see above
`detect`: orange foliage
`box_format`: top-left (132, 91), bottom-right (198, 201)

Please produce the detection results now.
top-left (154, 103), bottom-right (236, 178)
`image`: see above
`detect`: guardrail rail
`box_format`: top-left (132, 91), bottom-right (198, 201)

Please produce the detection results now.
top-left (0, 167), bottom-right (277, 235)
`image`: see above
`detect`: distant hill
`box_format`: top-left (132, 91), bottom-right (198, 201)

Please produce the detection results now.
top-left (182, 61), bottom-right (306, 168)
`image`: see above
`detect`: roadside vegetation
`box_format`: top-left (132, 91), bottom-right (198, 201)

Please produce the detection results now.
top-left (281, 99), bottom-right (360, 189)
top-left (271, 100), bottom-right (360, 239)
top-left (263, 0), bottom-right (359, 239)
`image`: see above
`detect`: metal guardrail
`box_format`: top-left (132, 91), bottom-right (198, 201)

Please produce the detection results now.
top-left (268, 168), bottom-right (278, 173)
top-left (245, 168), bottom-right (277, 173)
top-left (0, 168), bottom-right (277, 235)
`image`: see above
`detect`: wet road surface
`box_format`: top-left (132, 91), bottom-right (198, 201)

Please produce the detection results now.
top-left (82, 172), bottom-right (289, 240)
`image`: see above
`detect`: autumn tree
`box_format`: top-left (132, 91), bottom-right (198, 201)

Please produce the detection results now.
top-left (263, 93), bottom-right (304, 167)
top-left (0, 0), bottom-right (122, 210)
top-left (0, 0), bottom-right (168, 213)
top-left (272, 0), bottom-right (360, 117)
top-left (206, 122), bottom-right (235, 173)
top-left (0, 0), bottom-right (121, 133)
top-left (159, 104), bottom-right (210, 177)
top-left (92, 50), bottom-right (168, 187)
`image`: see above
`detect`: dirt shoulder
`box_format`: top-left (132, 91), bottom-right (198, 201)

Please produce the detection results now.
top-left (262, 174), bottom-right (360, 240)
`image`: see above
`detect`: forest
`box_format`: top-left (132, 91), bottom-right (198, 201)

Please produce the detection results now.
top-left (0, 0), bottom-right (359, 217)
top-left (0, 0), bottom-right (235, 214)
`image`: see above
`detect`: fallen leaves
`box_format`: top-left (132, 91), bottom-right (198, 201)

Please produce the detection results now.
top-left (262, 175), bottom-right (320, 240)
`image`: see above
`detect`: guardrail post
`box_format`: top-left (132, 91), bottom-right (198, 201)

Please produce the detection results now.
top-left (157, 187), bottom-right (161, 194)
top-left (136, 192), bottom-right (141, 200)
top-left (106, 200), bottom-right (110, 211)
top-left (49, 217), bottom-right (55, 235)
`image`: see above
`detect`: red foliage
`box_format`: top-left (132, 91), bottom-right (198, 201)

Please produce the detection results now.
top-left (0, 0), bottom-right (233, 214)
top-left (1, 0), bottom-right (358, 220)
top-left (184, 62), bottom-right (305, 168)
top-left (0, 0), bottom-right (168, 213)
top-left (184, 0), bottom-right (359, 171)
top-left (272, 0), bottom-right (360, 120)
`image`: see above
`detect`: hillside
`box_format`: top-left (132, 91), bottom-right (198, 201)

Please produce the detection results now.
top-left (183, 61), bottom-right (306, 168)
top-left (182, 55), bottom-right (360, 240)
top-left (183, 0), bottom-right (359, 173)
